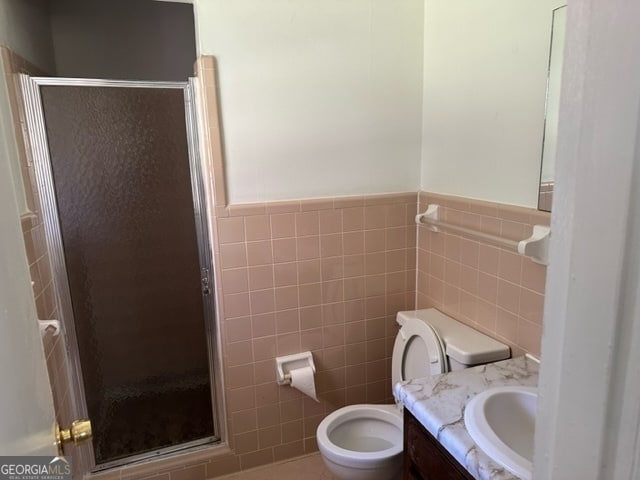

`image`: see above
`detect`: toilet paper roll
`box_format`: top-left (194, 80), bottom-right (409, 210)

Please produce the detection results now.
top-left (289, 366), bottom-right (319, 402)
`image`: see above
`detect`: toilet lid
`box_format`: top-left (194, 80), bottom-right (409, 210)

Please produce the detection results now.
top-left (392, 318), bottom-right (446, 385)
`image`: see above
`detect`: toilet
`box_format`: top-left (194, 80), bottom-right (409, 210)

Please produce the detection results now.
top-left (316, 308), bottom-right (510, 480)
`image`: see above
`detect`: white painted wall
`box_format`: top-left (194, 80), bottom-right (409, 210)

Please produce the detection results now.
top-left (194, 0), bottom-right (424, 203)
top-left (420, 0), bottom-right (557, 208)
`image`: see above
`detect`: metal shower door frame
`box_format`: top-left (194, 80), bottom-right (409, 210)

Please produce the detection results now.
top-left (19, 75), bottom-right (220, 471)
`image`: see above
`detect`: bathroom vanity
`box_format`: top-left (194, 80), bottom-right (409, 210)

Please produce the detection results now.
top-left (394, 356), bottom-right (539, 480)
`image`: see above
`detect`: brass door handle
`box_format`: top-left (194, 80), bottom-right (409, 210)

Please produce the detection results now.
top-left (55, 419), bottom-right (92, 455)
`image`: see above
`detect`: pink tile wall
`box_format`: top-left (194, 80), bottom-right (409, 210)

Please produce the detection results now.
top-left (212, 192), bottom-right (417, 471)
top-left (38, 55), bottom-right (550, 480)
top-left (416, 191), bottom-right (550, 357)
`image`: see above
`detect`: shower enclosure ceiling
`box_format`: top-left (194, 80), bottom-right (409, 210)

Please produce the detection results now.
top-left (21, 76), bottom-right (218, 468)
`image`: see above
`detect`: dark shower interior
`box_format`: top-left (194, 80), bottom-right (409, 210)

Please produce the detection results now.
top-left (93, 372), bottom-right (213, 463)
top-left (33, 0), bottom-right (215, 466)
top-left (39, 82), bottom-right (215, 465)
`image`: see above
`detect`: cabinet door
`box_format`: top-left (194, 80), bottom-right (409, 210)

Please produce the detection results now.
top-left (403, 409), bottom-right (474, 480)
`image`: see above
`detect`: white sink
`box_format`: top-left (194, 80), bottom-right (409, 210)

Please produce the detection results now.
top-left (464, 386), bottom-right (537, 479)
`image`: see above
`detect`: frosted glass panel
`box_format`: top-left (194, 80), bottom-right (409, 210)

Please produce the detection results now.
top-left (39, 85), bottom-right (214, 464)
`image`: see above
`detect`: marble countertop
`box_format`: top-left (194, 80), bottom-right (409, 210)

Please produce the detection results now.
top-left (393, 355), bottom-right (539, 480)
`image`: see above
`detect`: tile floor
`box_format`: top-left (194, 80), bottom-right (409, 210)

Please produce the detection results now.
top-left (216, 453), bottom-right (338, 480)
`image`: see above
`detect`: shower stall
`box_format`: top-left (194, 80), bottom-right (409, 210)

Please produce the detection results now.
top-left (20, 76), bottom-right (219, 468)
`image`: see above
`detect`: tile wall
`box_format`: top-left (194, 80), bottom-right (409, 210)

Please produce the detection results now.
top-left (416, 191), bottom-right (550, 356)
top-left (213, 192), bottom-right (417, 469)
top-left (1, 46), bottom-right (82, 474)
top-left (2, 51), bottom-right (550, 480)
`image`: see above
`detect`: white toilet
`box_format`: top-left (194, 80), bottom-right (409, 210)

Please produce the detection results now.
top-left (316, 308), bottom-right (510, 480)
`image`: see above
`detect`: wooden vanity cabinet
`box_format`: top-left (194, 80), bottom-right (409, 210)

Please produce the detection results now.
top-left (403, 409), bottom-right (475, 480)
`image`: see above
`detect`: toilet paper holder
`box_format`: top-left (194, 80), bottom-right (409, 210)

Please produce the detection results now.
top-left (275, 351), bottom-right (316, 385)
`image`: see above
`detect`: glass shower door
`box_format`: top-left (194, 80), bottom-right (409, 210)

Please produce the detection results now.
top-left (21, 78), bottom-right (217, 467)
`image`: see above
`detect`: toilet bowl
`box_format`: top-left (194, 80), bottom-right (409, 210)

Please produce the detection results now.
top-left (316, 404), bottom-right (402, 480)
top-left (316, 308), bottom-right (511, 480)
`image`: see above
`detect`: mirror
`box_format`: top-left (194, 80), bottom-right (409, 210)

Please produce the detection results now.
top-left (538, 5), bottom-right (567, 212)
top-left (421, 0), bottom-right (570, 209)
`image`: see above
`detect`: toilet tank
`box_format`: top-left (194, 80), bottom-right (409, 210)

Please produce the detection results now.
top-left (397, 309), bottom-right (510, 371)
